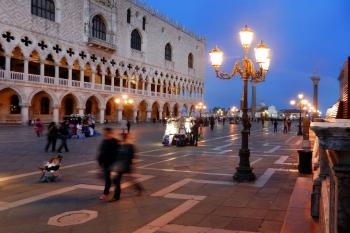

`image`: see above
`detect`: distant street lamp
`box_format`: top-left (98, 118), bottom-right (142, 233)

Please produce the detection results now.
top-left (115, 94), bottom-right (134, 126)
top-left (209, 25), bottom-right (271, 182)
top-left (196, 102), bottom-right (207, 118)
top-left (290, 93), bottom-right (311, 136)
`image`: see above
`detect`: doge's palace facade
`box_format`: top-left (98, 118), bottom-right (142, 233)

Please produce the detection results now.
top-left (0, 0), bottom-right (205, 124)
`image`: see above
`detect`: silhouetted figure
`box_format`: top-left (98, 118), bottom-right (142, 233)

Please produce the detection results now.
top-left (57, 122), bottom-right (69, 153)
top-left (127, 120), bottom-right (131, 133)
top-left (273, 120), bottom-right (278, 133)
top-left (191, 122), bottom-right (199, 146)
top-left (210, 117), bottom-right (215, 131)
top-left (45, 122), bottom-right (58, 152)
top-left (97, 128), bottom-right (119, 201)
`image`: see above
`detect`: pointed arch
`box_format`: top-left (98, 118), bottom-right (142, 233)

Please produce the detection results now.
top-left (44, 53), bottom-right (55, 77)
top-left (59, 56), bottom-right (68, 79)
top-left (91, 14), bottom-right (106, 41)
top-left (84, 62), bottom-right (91, 82)
top-left (131, 29), bottom-right (142, 51)
top-left (28, 50), bottom-right (41, 75)
top-left (165, 43), bottom-right (172, 61)
top-left (72, 59), bottom-right (80, 81)
top-left (11, 46), bottom-right (24, 72)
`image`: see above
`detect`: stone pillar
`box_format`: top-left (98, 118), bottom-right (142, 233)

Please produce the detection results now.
top-left (159, 107), bottom-right (163, 121)
top-left (5, 54), bottom-right (11, 74)
top-left (311, 75), bottom-right (320, 118)
top-left (68, 65), bottom-right (72, 86)
top-left (146, 109), bottom-right (151, 122)
top-left (54, 62), bottom-right (59, 85)
top-left (111, 75), bottom-right (115, 92)
top-left (99, 108), bottom-right (105, 124)
top-left (101, 72), bottom-right (105, 89)
top-left (133, 110), bottom-right (137, 123)
top-left (23, 57), bottom-right (29, 81)
top-left (117, 108), bottom-right (123, 123)
top-left (20, 104), bottom-right (29, 125)
top-left (78, 108), bottom-right (84, 116)
top-left (142, 80), bottom-right (145, 95)
top-left (52, 106), bottom-right (59, 123)
top-left (91, 72), bottom-right (96, 89)
top-left (80, 68), bottom-right (84, 88)
top-left (40, 60), bottom-right (45, 77)
top-left (251, 81), bottom-right (257, 119)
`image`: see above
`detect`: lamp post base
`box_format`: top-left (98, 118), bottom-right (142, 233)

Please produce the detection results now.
top-left (233, 167), bottom-right (256, 182)
top-left (297, 125), bottom-right (303, 136)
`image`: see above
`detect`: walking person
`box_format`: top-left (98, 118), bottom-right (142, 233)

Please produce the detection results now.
top-left (210, 116), bottom-right (215, 131)
top-left (287, 118), bottom-right (292, 132)
top-left (57, 122), bottom-right (69, 153)
top-left (273, 119), bottom-right (278, 133)
top-left (34, 118), bottom-right (44, 137)
top-left (97, 127), bottom-right (120, 201)
top-left (45, 122), bottom-right (58, 152)
top-left (191, 121), bottom-right (199, 146)
top-left (283, 118), bottom-right (288, 134)
top-left (126, 120), bottom-right (131, 134)
top-left (108, 133), bottom-right (143, 202)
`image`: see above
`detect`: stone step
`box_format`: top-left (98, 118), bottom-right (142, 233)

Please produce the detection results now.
top-left (280, 177), bottom-right (319, 233)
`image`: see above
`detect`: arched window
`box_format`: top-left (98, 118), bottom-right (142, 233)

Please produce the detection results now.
top-left (31, 0), bottom-right (55, 21)
top-left (131, 29), bottom-right (141, 51)
top-left (10, 95), bottom-right (21, 114)
top-left (165, 43), bottom-right (172, 61)
top-left (92, 15), bottom-right (106, 41)
top-left (127, 9), bottom-right (131, 23)
top-left (40, 97), bottom-right (50, 114)
top-left (142, 16), bottom-right (146, 30)
top-left (188, 53), bottom-right (194, 69)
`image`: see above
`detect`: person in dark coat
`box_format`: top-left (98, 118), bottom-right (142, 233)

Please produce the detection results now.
top-left (97, 128), bottom-right (119, 201)
top-left (45, 122), bottom-right (58, 152)
top-left (108, 133), bottom-right (143, 202)
top-left (126, 120), bottom-right (131, 133)
top-left (210, 117), bottom-right (215, 131)
top-left (273, 119), bottom-right (278, 133)
top-left (191, 122), bottom-right (199, 146)
top-left (57, 122), bottom-right (69, 153)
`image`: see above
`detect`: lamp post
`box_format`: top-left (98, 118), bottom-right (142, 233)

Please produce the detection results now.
top-left (209, 25), bottom-right (271, 182)
top-left (290, 93), bottom-right (309, 136)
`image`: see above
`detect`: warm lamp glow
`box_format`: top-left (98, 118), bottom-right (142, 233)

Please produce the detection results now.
top-left (114, 98), bottom-right (120, 104)
top-left (290, 100), bottom-right (296, 106)
top-left (301, 99), bottom-right (308, 105)
top-left (298, 93), bottom-right (304, 99)
top-left (260, 58), bottom-right (270, 71)
top-left (122, 94), bottom-right (128, 99)
top-left (254, 41), bottom-right (270, 64)
top-left (129, 99), bottom-right (134, 104)
top-left (239, 25), bottom-right (254, 48)
top-left (209, 47), bottom-right (224, 68)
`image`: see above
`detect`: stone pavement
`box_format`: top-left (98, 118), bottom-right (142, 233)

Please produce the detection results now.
top-left (0, 122), bottom-right (304, 233)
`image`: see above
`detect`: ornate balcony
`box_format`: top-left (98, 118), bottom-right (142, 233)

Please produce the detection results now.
top-left (87, 33), bottom-right (116, 51)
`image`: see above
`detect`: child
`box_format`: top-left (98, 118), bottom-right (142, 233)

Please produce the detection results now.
top-left (39, 155), bottom-right (63, 182)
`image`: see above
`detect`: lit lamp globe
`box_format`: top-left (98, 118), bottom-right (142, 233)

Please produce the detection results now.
top-left (298, 93), bottom-right (304, 100)
top-left (209, 47), bottom-right (224, 68)
top-left (239, 25), bottom-right (254, 48)
top-left (290, 100), bottom-right (296, 106)
top-left (254, 41), bottom-right (270, 69)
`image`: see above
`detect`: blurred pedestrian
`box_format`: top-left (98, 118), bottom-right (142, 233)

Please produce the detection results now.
top-left (34, 118), bottom-right (44, 137)
top-left (287, 118), bottom-right (292, 132)
top-left (109, 133), bottom-right (143, 202)
top-left (126, 120), bottom-right (131, 133)
top-left (210, 117), bottom-right (215, 131)
top-left (97, 128), bottom-right (119, 201)
top-left (57, 122), bottom-right (69, 153)
top-left (45, 122), bottom-right (58, 152)
top-left (273, 119), bottom-right (278, 133)
top-left (191, 121), bottom-right (199, 146)
top-left (283, 119), bottom-right (288, 134)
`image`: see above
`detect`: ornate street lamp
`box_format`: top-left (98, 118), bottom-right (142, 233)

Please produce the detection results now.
top-left (209, 25), bottom-right (271, 182)
top-left (290, 93), bottom-right (310, 136)
top-left (115, 94), bottom-right (134, 127)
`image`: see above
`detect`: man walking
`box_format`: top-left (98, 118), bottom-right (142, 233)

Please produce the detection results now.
top-left (273, 119), bottom-right (278, 133)
top-left (45, 122), bottom-right (58, 152)
top-left (126, 120), bottom-right (131, 134)
top-left (97, 128), bottom-right (119, 201)
top-left (57, 122), bottom-right (69, 153)
top-left (191, 121), bottom-right (199, 146)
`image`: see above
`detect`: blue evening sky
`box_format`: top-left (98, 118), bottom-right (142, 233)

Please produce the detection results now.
top-left (143, 0), bottom-right (350, 113)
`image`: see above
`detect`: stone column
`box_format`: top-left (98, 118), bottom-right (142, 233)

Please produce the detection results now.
top-left (80, 68), bottom-right (84, 88)
top-left (23, 57), bottom-right (29, 81)
top-left (20, 104), bottom-right (29, 125)
top-left (91, 70), bottom-right (96, 89)
top-left (311, 75), bottom-right (320, 118)
top-left (68, 65), bottom-right (72, 86)
top-left (159, 107), bottom-right (163, 121)
top-left (52, 105), bottom-right (59, 123)
top-left (111, 74), bottom-right (115, 92)
top-left (40, 60), bottom-right (45, 77)
top-left (251, 81), bottom-right (257, 119)
top-left (99, 108), bottom-right (105, 124)
top-left (5, 54), bottom-right (11, 75)
top-left (54, 62), bottom-right (59, 85)
top-left (133, 109), bottom-right (137, 123)
top-left (117, 107), bottom-right (123, 123)
top-left (146, 108), bottom-right (152, 122)
top-left (101, 71), bottom-right (105, 89)
top-left (142, 80), bottom-right (145, 95)
top-left (78, 108), bottom-right (84, 116)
